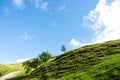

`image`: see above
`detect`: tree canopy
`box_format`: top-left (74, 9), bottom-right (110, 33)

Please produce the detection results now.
top-left (61, 45), bottom-right (66, 52)
top-left (22, 51), bottom-right (52, 73)
top-left (39, 51), bottom-right (52, 62)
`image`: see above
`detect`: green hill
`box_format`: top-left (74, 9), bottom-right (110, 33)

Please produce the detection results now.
top-left (2, 39), bottom-right (119, 80)
top-left (25, 39), bottom-right (120, 80)
top-left (0, 64), bottom-right (7, 76)
top-left (0, 63), bottom-right (23, 77)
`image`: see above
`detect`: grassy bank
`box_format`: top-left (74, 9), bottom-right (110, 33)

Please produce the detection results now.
top-left (26, 39), bottom-right (120, 80)
top-left (0, 63), bottom-right (23, 77)
top-left (1, 39), bottom-right (120, 80)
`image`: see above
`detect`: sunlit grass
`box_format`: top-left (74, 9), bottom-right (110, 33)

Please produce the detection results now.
top-left (1, 39), bottom-right (120, 80)
top-left (61, 54), bottom-right (120, 80)
top-left (26, 39), bottom-right (120, 80)
top-left (0, 63), bottom-right (24, 76)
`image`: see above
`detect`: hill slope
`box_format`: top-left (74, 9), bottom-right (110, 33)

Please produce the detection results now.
top-left (27, 39), bottom-right (120, 80)
top-left (0, 63), bottom-right (23, 77)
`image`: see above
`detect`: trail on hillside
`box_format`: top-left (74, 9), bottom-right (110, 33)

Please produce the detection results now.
top-left (0, 71), bottom-right (23, 80)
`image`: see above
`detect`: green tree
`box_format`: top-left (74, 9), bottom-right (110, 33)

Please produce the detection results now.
top-left (22, 58), bottom-right (41, 73)
top-left (22, 60), bottom-right (31, 73)
top-left (61, 45), bottom-right (66, 52)
top-left (39, 51), bottom-right (52, 62)
top-left (22, 51), bottom-right (52, 73)
top-left (31, 58), bottom-right (41, 69)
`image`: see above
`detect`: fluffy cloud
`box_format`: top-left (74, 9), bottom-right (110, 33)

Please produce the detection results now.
top-left (13, 0), bottom-right (24, 9)
top-left (33, 0), bottom-right (48, 10)
top-left (70, 38), bottom-right (81, 47)
top-left (84, 0), bottom-right (120, 43)
top-left (19, 33), bottom-right (36, 41)
top-left (16, 58), bottom-right (29, 63)
top-left (6, 58), bottom-right (29, 64)
top-left (58, 4), bottom-right (66, 11)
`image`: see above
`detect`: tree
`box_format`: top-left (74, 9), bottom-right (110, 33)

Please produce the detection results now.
top-left (61, 45), bottom-right (66, 52)
top-left (31, 58), bottom-right (41, 69)
top-left (22, 51), bottom-right (52, 73)
top-left (38, 51), bottom-right (52, 62)
top-left (22, 58), bottom-right (41, 73)
top-left (22, 60), bottom-right (32, 73)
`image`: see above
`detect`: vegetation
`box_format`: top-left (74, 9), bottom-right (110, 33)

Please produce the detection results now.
top-left (22, 58), bottom-right (40, 73)
top-left (0, 64), bottom-right (7, 76)
top-left (0, 63), bottom-right (23, 77)
top-left (1, 39), bottom-right (120, 80)
top-left (25, 39), bottom-right (120, 80)
top-left (61, 45), bottom-right (66, 53)
top-left (38, 51), bottom-right (52, 63)
top-left (22, 51), bottom-right (52, 73)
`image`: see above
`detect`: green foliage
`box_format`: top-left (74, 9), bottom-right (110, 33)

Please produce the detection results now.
top-left (39, 51), bottom-right (52, 62)
top-left (0, 64), bottom-right (7, 76)
top-left (30, 58), bottom-right (40, 69)
top-left (23, 51), bottom-right (52, 73)
top-left (22, 58), bottom-right (40, 73)
top-left (61, 45), bottom-right (66, 52)
top-left (25, 39), bottom-right (120, 80)
top-left (0, 63), bottom-right (23, 77)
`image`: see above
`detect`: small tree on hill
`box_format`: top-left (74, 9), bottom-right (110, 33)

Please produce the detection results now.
top-left (22, 51), bottom-right (52, 73)
top-left (39, 51), bottom-right (52, 63)
top-left (61, 45), bottom-right (66, 53)
top-left (22, 58), bottom-right (40, 73)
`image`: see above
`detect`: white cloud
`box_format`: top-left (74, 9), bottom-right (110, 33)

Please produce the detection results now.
top-left (13, 0), bottom-right (24, 9)
top-left (16, 58), bottom-right (29, 63)
top-left (33, 0), bottom-right (48, 10)
top-left (84, 0), bottom-right (120, 43)
top-left (6, 58), bottom-right (29, 64)
top-left (70, 38), bottom-right (81, 47)
top-left (58, 4), bottom-right (66, 11)
top-left (19, 33), bottom-right (36, 41)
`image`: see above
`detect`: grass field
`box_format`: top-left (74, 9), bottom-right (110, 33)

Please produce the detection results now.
top-left (0, 64), bottom-right (7, 76)
top-left (0, 63), bottom-right (23, 77)
top-left (61, 53), bottom-right (120, 80)
top-left (26, 39), bottom-right (120, 80)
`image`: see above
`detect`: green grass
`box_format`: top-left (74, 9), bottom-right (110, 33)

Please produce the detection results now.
top-left (25, 39), bottom-right (120, 80)
top-left (0, 63), bottom-right (24, 77)
top-left (61, 54), bottom-right (120, 80)
top-left (8, 72), bottom-right (27, 80)
top-left (0, 64), bottom-right (7, 76)
top-left (4, 63), bottom-right (23, 74)
top-left (1, 39), bottom-right (120, 80)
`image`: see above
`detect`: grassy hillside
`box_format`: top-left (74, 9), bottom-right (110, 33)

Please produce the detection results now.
top-left (25, 39), bottom-right (120, 80)
top-left (0, 63), bottom-right (23, 77)
top-left (0, 64), bottom-right (7, 76)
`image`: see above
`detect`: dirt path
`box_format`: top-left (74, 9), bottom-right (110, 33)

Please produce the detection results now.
top-left (0, 71), bottom-right (23, 80)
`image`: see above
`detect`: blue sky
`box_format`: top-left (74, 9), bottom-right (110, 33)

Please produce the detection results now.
top-left (1, 0), bottom-right (120, 63)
